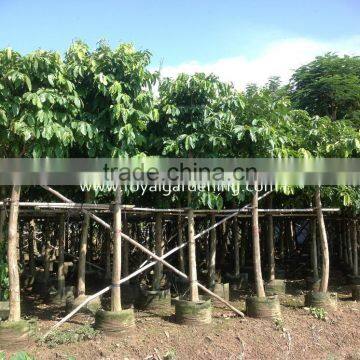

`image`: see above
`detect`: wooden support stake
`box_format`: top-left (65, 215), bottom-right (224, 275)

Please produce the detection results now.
top-left (267, 196), bottom-right (275, 282)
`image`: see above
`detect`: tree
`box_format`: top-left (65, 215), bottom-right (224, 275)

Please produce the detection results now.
top-left (65, 40), bottom-right (158, 311)
top-left (290, 53), bottom-right (360, 121)
top-left (0, 48), bottom-right (83, 321)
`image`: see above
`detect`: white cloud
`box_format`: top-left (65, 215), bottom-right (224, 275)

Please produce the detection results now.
top-left (159, 36), bottom-right (360, 89)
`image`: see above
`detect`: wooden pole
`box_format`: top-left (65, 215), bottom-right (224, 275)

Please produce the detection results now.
top-left (8, 185), bottom-right (21, 322)
top-left (267, 196), bottom-right (275, 282)
top-left (105, 232), bottom-right (112, 280)
top-left (234, 218), bottom-right (240, 277)
top-left (352, 220), bottom-right (358, 277)
top-left (111, 187), bottom-right (122, 312)
top-left (252, 182), bottom-right (266, 298)
top-left (348, 224), bottom-right (353, 269)
top-left (208, 213), bottom-right (216, 288)
top-left (315, 186), bottom-right (329, 293)
top-left (188, 208), bottom-right (199, 302)
top-left (311, 218), bottom-right (319, 279)
top-left (58, 214), bottom-right (66, 297)
top-left (0, 187), bottom-right (6, 244)
top-left (28, 219), bottom-right (36, 278)
top-left (177, 214), bottom-right (185, 274)
top-left (77, 191), bottom-right (91, 297)
top-left (43, 224), bottom-right (52, 288)
top-left (153, 213), bottom-right (164, 290)
top-left (122, 217), bottom-right (129, 277)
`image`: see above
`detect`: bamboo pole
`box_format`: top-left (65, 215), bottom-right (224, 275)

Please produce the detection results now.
top-left (111, 187), bottom-right (122, 312)
top-left (233, 218), bottom-right (240, 277)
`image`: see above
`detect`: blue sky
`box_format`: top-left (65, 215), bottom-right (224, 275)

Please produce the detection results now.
top-left (1, 0), bottom-right (359, 87)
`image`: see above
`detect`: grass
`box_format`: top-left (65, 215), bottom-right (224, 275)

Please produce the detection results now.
top-left (37, 324), bottom-right (99, 348)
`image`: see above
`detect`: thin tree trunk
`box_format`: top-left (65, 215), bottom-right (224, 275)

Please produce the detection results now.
top-left (208, 214), bottom-right (216, 288)
top-left (280, 221), bottom-right (285, 262)
top-left (105, 233), bottom-right (111, 281)
top-left (0, 187), bottom-right (6, 244)
top-left (315, 186), bottom-right (329, 293)
top-left (122, 218), bottom-right (129, 277)
top-left (28, 219), bottom-right (36, 278)
top-left (311, 218), bottom-right (319, 279)
top-left (348, 225), bottom-right (353, 268)
top-left (177, 214), bottom-right (185, 274)
top-left (240, 222), bottom-right (246, 267)
top-left (153, 213), bottom-right (163, 290)
top-left (352, 220), bottom-right (358, 277)
top-left (43, 225), bottom-right (52, 287)
top-left (58, 215), bottom-right (65, 297)
top-left (252, 182), bottom-right (265, 298)
top-left (188, 208), bottom-right (199, 301)
top-left (234, 219), bottom-right (240, 277)
top-left (8, 185), bottom-right (21, 322)
top-left (343, 221), bottom-right (349, 265)
top-left (111, 187), bottom-right (122, 312)
top-left (267, 196), bottom-right (275, 281)
top-left (338, 220), bottom-right (343, 261)
top-left (77, 191), bottom-right (91, 297)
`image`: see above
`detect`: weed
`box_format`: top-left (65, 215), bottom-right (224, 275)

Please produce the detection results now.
top-left (38, 324), bottom-right (99, 348)
top-left (163, 349), bottom-right (176, 360)
top-left (309, 307), bottom-right (327, 320)
top-left (274, 317), bottom-right (285, 331)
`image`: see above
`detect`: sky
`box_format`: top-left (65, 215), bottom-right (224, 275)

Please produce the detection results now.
top-left (0, 0), bottom-right (359, 88)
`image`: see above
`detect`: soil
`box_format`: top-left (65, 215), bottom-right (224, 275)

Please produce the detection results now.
top-left (1, 280), bottom-right (360, 359)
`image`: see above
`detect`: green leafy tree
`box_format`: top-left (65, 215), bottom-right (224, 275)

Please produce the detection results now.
top-left (290, 53), bottom-right (360, 121)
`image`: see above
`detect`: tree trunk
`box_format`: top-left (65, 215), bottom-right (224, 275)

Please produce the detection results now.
top-left (111, 187), bottom-right (122, 312)
top-left (153, 213), bottom-right (163, 290)
top-left (177, 214), bottom-right (185, 274)
top-left (311, 218), bottom-right (319, 279)
top-left (252, 183), bottom-right (265, 298)
top-left (338, 220), bottom-right (343, 261)
top-left (240, 222), bottom-right (246, 267)
top-left (280, 220), bottom-right (285, 262)
top-left (315, 186), bottom-right (329, 293)
top-left (104, 233), bottom-right (111, 281)
top-left (122, 218), bottom-right (129, 277)
top-left (234, 218), bottom-right (240, 277)
top-left (58, 215), bottom-right (65, 297)
top-left (208, 214), bottom-right (216, 288)
top-left (77, 191), bottom-right (91, 297)
top-left (188, 209), bottom-right (199, 301)
top-left (43, 225), bottom-right (52, 287)
top-left (352, 220), bottom-right (358, 277)
top-left (8, 185), bottom-right (21, 322)
top-left (28, 219), bottom-right (36, 278)
top-left (347, 225), bottom-right (353, 269)
top-left (267, 196), bottom-right (275, 281)
top-left (0, 187), bottom-right (6, 244)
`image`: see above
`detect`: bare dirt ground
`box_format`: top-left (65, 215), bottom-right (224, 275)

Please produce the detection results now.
top-left (3, 282), bottom-right (357, 360)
